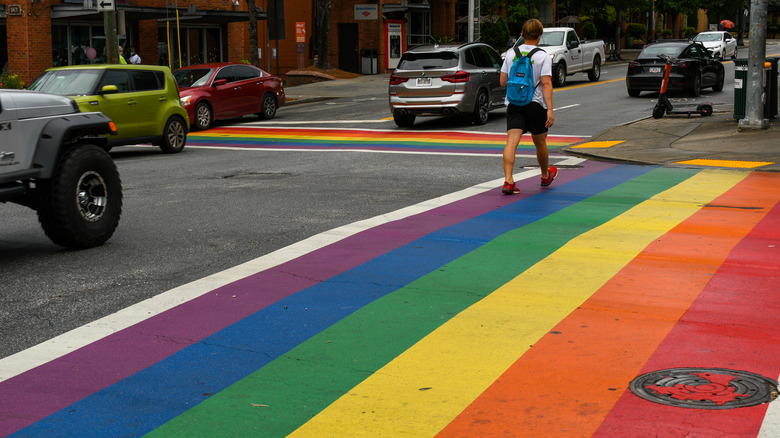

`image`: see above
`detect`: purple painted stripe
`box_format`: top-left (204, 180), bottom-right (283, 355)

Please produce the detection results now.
top-left (0, 161), bottom-right (612, 436)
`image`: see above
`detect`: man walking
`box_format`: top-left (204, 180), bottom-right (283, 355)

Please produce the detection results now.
top-left (500, 18), bottom-right (557, 195)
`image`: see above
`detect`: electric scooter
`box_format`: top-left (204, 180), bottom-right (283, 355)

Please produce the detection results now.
top-left (652, 54), bottom-right (713, 119)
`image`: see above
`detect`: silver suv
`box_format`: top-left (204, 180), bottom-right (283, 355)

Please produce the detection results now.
top-left (388, 42), bottom-right (505, 127)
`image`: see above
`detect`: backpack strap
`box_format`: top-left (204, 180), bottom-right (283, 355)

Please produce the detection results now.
top-left (526, 47), bottom-right (544, 89)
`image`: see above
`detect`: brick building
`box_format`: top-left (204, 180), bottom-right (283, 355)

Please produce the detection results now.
top-left (0, 0), bottom-right (314, 84)
top-left (1, 0), bottom-right (558, 84)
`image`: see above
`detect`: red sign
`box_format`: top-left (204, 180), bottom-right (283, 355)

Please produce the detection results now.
top-left (296, 22), bottom-right (305, 44)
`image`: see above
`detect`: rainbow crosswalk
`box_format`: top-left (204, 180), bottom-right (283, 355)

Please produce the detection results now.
top-left (186, 126), bottom-right (583, 153)
top-left (2, 128), bottom-right (779, 437)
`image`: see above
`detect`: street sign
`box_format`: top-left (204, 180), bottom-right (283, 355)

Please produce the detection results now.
top-left (96, 0), bottom-right (114, 12)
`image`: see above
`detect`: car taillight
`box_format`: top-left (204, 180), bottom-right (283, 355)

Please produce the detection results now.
top-left (441, 71), bottom-right (470, 83)
top-left (389, 74), bottom-right (409, 85)
top-left (628, 61), bottom-right (641, 68)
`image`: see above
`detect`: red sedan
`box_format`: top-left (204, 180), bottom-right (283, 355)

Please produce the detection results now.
top-left (174, 62), bottom-right (285, 130)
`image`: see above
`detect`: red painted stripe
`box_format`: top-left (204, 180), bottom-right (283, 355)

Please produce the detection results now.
top-left (595, 172), bottom-right (780, 437)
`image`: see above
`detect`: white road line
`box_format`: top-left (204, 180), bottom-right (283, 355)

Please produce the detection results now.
top-left (0, 157), bottom-right (585, 382)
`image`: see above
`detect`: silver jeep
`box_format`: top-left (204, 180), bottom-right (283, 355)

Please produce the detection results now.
top-left (0, 90), bottom-right (122, 248)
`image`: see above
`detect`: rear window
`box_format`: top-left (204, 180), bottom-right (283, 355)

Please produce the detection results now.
top-left (638, 44), bottom-right (684, 59)
top-left (397, 52), bottom-right (459, 70)
top-left (131, 70), bottom-right (164, 91)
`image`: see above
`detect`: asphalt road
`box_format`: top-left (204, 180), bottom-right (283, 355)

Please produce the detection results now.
top-left (0, 54), bottom-right (743, 359)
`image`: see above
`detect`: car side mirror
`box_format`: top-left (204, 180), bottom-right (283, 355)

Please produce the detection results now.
top-left (98, 85), bottom-right (119, 95)
top-left (568, 40), bottom-right (580, 49)
top-left (213, 78), bottom-right (227, 87)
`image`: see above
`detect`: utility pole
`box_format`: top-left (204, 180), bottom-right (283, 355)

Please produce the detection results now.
top-left (100, 1), bottom-right (119, 64)
top-left (738, 0), bottom-right (769, 130)
top-left (468, 0), bottom-right (474, 42)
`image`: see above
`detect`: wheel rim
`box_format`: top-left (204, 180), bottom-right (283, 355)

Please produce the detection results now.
top-left (557, 66), bottom-right (566, 85)
top-left (264, 96), bottom-right (277, 117)
top-left (593, 62), bottom-right (600, 78)
top-left (478, 92), bottom-right (488, 121)
top-left (167, 120), bottom-right (186, 149)
top-left (76, 171), bottom-right (108, 222)
top-left (196, 104), bottom-right (211, 129)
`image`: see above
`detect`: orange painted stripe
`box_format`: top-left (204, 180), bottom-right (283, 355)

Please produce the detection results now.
top-left (437, 172), bottom-right (780, 437)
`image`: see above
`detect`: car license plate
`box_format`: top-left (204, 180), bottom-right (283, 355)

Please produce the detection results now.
top-left (649, 67), bottom-right (661, 73)
top-left (417, 77), bottom-right (431, 86)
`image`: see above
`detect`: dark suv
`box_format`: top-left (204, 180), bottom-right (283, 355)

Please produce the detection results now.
top-left (388, 42), bottom-right (505, 127)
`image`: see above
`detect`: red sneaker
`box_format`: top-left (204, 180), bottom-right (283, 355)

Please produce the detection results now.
top-left (541, 166), bottom-right (558, 187)
top-left (502, 181), bottom-right (520, 194)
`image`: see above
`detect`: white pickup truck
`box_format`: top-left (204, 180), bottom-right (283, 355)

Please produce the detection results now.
top-left (514, 27), bottom-right (606, 87)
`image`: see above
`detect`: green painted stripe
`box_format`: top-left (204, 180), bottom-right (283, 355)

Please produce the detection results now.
top-left (147, 167), bottom-right (697, 437)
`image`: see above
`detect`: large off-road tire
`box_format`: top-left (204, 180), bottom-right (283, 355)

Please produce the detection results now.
top-left (37, 144), bottom-right (122, 249)
top-left (393, 112), bottom-right (415, 127)
top-left (472, 89), bottom-right (490, 125)
top-left (194, 102), bottom-right (213, 130)
top-left (258, 92), bottom-right (278, 120)
top-left (588, 56), bottom-right (601, 81)
top-left (553, 63), bottom-right (567, 87)
top-left (159, 115), bottom-right (187, 153)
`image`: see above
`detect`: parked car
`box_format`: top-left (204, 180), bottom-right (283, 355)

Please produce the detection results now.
top-left (388, 42), bottom-right (505, 127)
top-left (27, 65), bottom-right (189, 153)
top-left (174, 63), bottom-right (285, 130)
top-left (693, 31), bottom-right (738, 59)
top-left (626, 41), bottom-right (725, 97)
top-left (512, 27), bottom-right (606, 87)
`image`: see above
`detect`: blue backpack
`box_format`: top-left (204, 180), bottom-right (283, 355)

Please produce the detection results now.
top-left (507, 47), bottom-right (543, 106)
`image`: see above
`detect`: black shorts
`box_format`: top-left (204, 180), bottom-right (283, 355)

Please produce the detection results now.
top-left (506, 101), bottom-right (548, 135)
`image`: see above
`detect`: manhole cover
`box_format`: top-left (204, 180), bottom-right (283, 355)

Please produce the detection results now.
top-left (630, 368), bottom-right (778, 409)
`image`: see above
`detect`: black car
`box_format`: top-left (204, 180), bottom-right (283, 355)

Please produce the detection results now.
top-left (626, 41), bottom-right (725, 97)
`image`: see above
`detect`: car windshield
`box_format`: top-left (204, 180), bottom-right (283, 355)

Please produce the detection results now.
top-left (397, 52), bottom-right (459, 70)
top-left (538, 31), bottom-right (565, 47)
top-left (637, 44), bottom-right (684, 59)
top-left (174, 68), bottom-right (215, 87)
top-left (694, 33), bottom-right (722, 42)
top-left (27, 69), bottom-right (102, 96)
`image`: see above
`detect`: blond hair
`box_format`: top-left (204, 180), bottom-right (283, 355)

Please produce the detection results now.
top-left (521, 19), bottom-right (544, 41)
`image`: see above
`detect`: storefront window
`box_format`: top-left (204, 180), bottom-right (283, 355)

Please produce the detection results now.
top-left (160, 24), bottom-right (222, 68)
top-left (0, 22), bottom-right (7, 71)
top-left (407, 8), bottom-right (431, 46)
top-left (51, 24), bottom-right (130, 66)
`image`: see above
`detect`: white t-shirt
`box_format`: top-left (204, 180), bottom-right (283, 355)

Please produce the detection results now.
top-left (501, 44), bottom-right (552, 108)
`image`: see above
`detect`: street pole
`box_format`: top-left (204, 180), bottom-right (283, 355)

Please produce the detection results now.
top-left (104, 10), bottom-right (119, 64)
top-left (468, 0), bottom-right (474, 42)
top-left (738, 0), bottom-right (769, 130)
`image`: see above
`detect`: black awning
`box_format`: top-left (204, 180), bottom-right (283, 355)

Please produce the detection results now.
top-left (51, 4), bottom-right (265, 24)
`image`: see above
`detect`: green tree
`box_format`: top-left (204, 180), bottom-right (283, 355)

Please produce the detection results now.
top-left (481, 16), bottom-right (511, 51)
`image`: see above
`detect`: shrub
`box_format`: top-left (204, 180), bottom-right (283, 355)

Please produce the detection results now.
top-left (0, 66), bottom-right (25, 89)
top-left (583, 22), bottom-right (597, 40)
top-left (682, 27), bottom-right (696, 38)
top-left (627, 23), bottom-right (647, 38)
top-left (479, 15), bottom-right (511, 52)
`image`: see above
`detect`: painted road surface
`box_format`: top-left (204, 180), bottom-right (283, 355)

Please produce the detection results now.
top-left (1, 127), bottom-right (779, 437)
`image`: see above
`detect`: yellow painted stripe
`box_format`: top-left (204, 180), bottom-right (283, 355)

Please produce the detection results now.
top-left (571, 140), bottom-right (625, 149)
top-left (288, 169), bottom-right (747, 437)
top-left (554, 77), bottom-right (625, 91)
top-left (676, 158), bottom-right (774, 169)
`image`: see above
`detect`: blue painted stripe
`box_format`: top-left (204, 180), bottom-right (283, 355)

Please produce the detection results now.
top-left (11, 165), bottom-right (654, 438)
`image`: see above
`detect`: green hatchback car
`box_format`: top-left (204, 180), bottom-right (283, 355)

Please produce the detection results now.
top-left (28, 64), bottom-right (189, 153)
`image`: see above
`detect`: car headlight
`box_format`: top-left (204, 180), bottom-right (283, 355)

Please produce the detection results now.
top-left (180, 95), bottom-right (192, 106)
